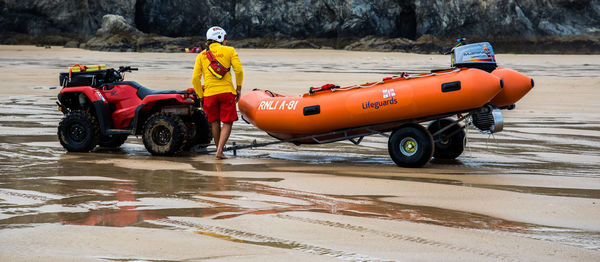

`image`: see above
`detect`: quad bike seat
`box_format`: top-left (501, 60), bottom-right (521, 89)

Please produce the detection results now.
top-left (136, 86), bottom-right (187, 99)
top-left (102, 81), bottom-right (186, 99)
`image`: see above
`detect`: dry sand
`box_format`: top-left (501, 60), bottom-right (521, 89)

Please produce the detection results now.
top-left (0, 45), bottom-right (599, 261)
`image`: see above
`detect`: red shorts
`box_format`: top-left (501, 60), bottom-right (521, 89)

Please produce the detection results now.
top-left (203, 93), bottom-right (238, 123)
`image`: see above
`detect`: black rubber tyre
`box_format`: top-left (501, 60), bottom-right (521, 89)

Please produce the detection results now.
top-left (183, 109), bottom-right (212, 150)
top-left (388, 124), bottom-right (434, 168)
top-left (427, 118), bottom-right (465, 160)
top-left (57, 110), bottom-right (100, 152)
top-left (142, 113), bottom-right (187, 156)
top-left (98, 134), bottom-right (128, 148)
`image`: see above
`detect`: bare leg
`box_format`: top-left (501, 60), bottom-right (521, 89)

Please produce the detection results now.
top-left (215, 122), bottom-right (233, 159)
top-left (211, 121), bottom-right (221, 151)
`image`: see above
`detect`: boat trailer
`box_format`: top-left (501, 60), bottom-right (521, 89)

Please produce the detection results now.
top-left (199, 105), bottom-right (503, 165)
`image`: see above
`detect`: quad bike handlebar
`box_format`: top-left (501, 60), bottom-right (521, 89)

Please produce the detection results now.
top-left (118, 66), bottom-right (138, 73)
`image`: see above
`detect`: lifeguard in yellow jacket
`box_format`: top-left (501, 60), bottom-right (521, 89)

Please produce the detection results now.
top-left (192, 26), bottom-right (243, 159)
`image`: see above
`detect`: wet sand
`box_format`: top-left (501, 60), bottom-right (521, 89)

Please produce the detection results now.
top-left (0, 45), bottom-right (599, 261)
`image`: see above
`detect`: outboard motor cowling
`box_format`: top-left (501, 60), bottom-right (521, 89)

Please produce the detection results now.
top-left (452, 42), bottom-right (497, 72)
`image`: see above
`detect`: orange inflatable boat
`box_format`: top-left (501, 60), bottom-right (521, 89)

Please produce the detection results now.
top-left (238, 41), bottom-right (534, 167)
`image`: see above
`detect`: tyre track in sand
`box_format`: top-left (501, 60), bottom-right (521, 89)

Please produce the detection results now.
top-left (274, 214), bottom-right (517, 261)
top-left (153, 218), bottom-right (388, 261)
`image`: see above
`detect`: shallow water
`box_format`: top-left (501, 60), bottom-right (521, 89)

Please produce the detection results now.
top-left (0, 93), bottom-right (599, 256)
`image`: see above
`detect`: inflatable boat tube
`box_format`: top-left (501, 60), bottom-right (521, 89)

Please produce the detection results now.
top-left (239, 68), bottom-right (509, 142)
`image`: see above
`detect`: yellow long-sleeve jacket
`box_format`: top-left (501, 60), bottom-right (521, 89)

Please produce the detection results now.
top-left (192, 42), bottom-right (243, 98)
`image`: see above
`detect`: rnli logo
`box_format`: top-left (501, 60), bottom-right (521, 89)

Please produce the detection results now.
top-left (362, 89), bottom-right (397, 110)
top-left (382, 88), bottom-right (396, 98)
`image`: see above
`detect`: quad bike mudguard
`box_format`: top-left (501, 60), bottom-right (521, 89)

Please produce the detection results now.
top-left (99, 81), bottom-right (194, 132)
top-left (129, 95), bottom-right (195, 135)
top-left (58, 83), bottom-right (195, 136)
top-left (58, 86), bottom-right (113, 135)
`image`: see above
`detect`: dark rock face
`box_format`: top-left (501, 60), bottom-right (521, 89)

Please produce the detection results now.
top-left (415, 0), bottom-right (600, 37)
top-left (231, 1), bottom-right (417, 39)
top-left (132, 0), bottom-right (417, 39)
top-left (1, 0), bottom-right (598, 52)
top-left (0, 0), bottom-right (135, 38)
top-left (134, 0), bottom-right (236, 38)
top-left (86, 15), bottom-right (200, 52)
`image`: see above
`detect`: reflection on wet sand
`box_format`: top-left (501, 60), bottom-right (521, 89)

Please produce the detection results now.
top-left (9, 153), bottom-right (524, 233)
top-left (0, 142), bottom-right (598, 254)
top-left (61, 184), bottom-right (161, 227)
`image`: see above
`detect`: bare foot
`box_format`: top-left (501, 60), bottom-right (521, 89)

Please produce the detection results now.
top-left (215, 154), bottom-right (228, 160)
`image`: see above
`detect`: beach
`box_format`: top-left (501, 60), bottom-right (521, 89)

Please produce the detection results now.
top-left (0, 45), bottom-right (599, 261)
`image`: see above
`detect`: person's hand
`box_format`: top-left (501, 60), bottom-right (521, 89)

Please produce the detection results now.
top-left (235, 86), bottom-right (242, 102)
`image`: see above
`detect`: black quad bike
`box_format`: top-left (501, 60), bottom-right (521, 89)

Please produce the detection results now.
top-left (56, 65), bottom-right (211, 156)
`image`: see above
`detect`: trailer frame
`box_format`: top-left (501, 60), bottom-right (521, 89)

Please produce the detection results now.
top-left (199, 106), bottom-right (486, 156)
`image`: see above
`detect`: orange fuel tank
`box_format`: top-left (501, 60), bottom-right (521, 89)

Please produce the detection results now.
top-left (239, 68), bottom-right (504, 141)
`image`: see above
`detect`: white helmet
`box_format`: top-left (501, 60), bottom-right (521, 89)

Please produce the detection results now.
top-left (206, 26), bottom-right (227, 42)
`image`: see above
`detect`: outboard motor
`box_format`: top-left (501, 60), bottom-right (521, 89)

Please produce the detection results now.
top-left (452, 41), bottom-right (498, 73)
top-left (472, 105), bottom-right (504, 134)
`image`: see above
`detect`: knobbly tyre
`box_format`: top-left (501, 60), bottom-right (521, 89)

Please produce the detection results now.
top-left (56, 65), bottom-right (212, 156)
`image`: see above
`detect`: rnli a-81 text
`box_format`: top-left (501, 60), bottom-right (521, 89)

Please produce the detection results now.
top-left (258, 100), bottom-right (299, 111)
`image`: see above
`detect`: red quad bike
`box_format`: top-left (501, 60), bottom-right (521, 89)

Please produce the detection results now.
top-left (56, 65), bottom-right (211, 155)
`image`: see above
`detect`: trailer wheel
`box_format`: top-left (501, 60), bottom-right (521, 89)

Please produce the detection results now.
top-left (58, 110), bottom-right (100, 152)
top-left (142, 113), bottom-right (187, 156)
top-left (388, 124), bottom-right (434, 168)
top-left (427, 118), bottom-right (465, 159)
top-left (98, 134), bottom-right (128, 148)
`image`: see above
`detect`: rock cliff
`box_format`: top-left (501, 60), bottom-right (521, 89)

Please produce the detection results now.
top-left (86, 14), bottom-right (200, 52)
top-left (1, 0), bottom-right (598, 52)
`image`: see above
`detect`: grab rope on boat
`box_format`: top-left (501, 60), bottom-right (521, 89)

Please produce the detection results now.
top-left (332, 68), bottom-right (461, 92)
